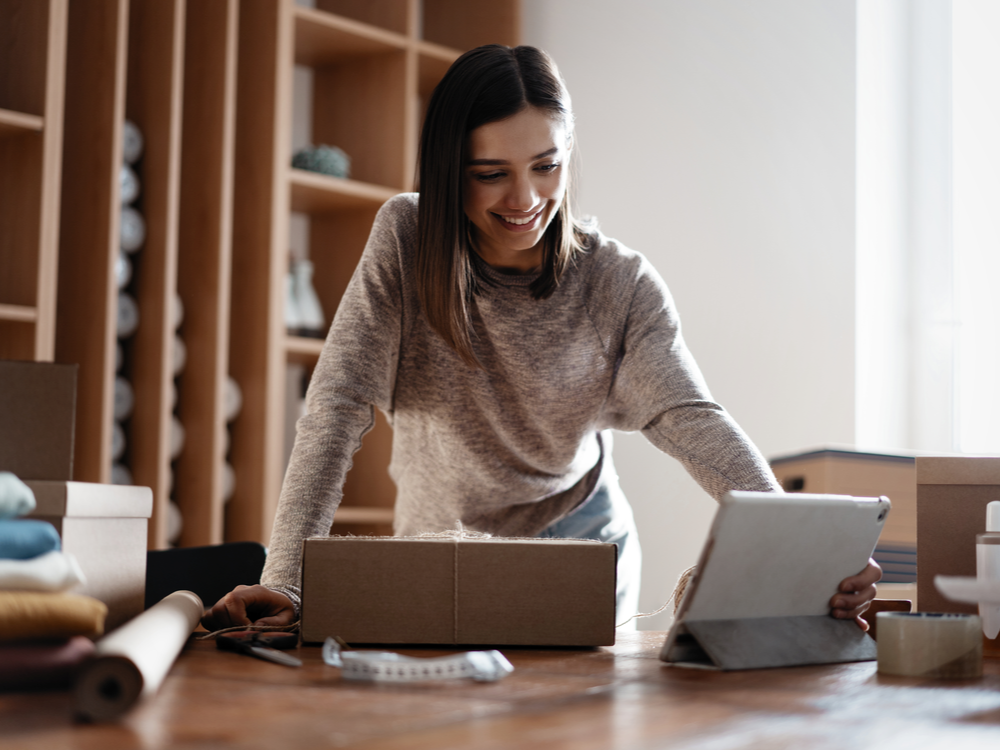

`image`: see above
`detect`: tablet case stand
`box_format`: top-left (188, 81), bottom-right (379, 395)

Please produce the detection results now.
top-left (662, 615), bottom-right (878, 670)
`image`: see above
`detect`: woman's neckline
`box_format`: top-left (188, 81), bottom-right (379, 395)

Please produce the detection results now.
top-left (470, 250), bottom-right (541, 287)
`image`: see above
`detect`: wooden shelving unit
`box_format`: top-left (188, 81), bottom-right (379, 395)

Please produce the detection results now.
top-left (1, 0), bottom-right (519, 551)
top-left (0, 0), bottom-right (67, 363)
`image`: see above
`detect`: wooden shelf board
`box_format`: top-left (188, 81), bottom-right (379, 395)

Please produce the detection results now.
top-left (415, 39), bottom-right (460, 65)
top-left (333, 506), bottom-right (394, 525)
top-left (0, 303), bottom-right (38, 323)
top-left (289, 168), bottom-right (398, 213)
top-left (0, 108), bottom-right (44, 136)
top-left (293, 6), bottom-right (407, 67)
top-left (286, 334), bottom-right (324, 364)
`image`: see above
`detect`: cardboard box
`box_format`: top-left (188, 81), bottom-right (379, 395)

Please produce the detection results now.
top-left (770, 448), bottom-right (916, 545)
top-left (0, 360), bottom-right (77, 481)
top-left (25, 481), bottom-right (153, 632)
top-left (916, 457), bottom-right (1000, 615)
top-left (770, 448), bottom-right (917, 582)
top-left (301, 536), bottom-right (617, 646)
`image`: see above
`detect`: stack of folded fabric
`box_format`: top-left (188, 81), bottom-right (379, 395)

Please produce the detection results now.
top-left (0, 472), bottom-right (108, 690)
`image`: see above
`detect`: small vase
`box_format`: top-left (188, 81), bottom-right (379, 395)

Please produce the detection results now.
top-left (293, 259), bottom-right (326, 338)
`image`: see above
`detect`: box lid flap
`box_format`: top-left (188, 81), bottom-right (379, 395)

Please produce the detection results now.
top-left (916, 457), bottom-right (1000, 485)
top-left (24, 481), bottom-right (153, 518)
top-left (0, 361), bottom-right (77, 481)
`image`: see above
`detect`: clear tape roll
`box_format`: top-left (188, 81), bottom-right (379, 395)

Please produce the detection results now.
top-left (877, 612), bottom-right (983, 679)
top-left (74, 590), bottom-right (203, 721)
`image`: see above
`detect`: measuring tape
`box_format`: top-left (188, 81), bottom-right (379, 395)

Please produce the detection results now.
top-left (322, 637), bottom-right (513, 683)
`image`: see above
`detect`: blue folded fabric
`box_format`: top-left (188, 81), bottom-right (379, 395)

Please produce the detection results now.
top-left (0, 520), bottom-right (61, 560)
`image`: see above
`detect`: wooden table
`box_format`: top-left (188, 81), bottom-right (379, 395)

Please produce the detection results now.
top-left (3, 631), bottom-right (1000, 749)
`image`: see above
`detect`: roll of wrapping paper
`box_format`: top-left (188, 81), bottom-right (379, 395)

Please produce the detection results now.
top-left (74, 590), bottom-right (203, 721)
top-left (877, 612), bottom-right (983, 679)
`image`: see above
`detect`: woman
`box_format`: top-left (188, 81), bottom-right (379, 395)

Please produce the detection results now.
top-left (203, 45), bottom-right (879, 631)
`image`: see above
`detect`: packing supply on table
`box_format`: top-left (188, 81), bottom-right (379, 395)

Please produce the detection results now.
top-left (301, 532), bottom-right (616, 647)
top-left (322, 636), bottom-right (513, 683)
top-left (876, 611), bottom-right (983, 679)
top-left (75, 590), bottom-right (203, 722)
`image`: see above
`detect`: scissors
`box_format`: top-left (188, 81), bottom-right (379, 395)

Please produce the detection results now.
top-left (216, 631), bottom-right (303, 668)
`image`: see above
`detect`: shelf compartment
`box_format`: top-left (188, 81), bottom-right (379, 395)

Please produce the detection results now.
top-left (308, 206), bottom-right (382, 334)
top-left (422, 0), bottom-right (520, 52)
top-left (293, 4), bottom-right (407, 67)
top-left (0, 0), bottom-right (54, 116)
top-left (172, 0), bottom-right (240, 549)
top-left (289, 168), bottom-right (397, 213)
top-left (307, 47), bottom-right (410, 190)
top-left (416, 40), bottom-right (458, 92)
top-left (312, 0), bottom-right (409, 37)
top-left (339, 409), bottom-right (396, 513)
top-left (416, 42), bottom-right (458, 136)
top-left (0, 131), bottom-right (43, 310)
top-left (0, 107), bottom-right (43, 136)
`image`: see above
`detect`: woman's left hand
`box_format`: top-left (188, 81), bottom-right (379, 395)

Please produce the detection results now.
top-left (829, 558), bottom-right (882, 630)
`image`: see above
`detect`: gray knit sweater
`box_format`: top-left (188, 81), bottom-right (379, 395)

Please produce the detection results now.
top-left (261, 193), bottom-right (780, 609)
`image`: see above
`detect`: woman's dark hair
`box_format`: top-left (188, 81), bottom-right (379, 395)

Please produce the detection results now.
top-left (416, 44), bottom-right (588, 367)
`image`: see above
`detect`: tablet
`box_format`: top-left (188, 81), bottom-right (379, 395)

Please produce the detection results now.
top-left (659, 491), bottom-right (890, 670)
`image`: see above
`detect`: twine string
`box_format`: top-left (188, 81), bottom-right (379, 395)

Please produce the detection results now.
top-left (615, 564), bottom-right (696, 629)
top-left (196, 620), bottom-right (301, 641)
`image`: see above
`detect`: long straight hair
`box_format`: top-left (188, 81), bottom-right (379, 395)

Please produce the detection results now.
top-left (416, 45), bottom-right (589, 367)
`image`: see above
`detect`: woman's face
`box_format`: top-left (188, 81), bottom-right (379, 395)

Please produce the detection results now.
top-left (463, 106), bottom-right (571, 272)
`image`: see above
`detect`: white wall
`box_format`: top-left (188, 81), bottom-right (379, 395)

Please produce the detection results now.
top-left (523, 0), bottom-right (857, 628)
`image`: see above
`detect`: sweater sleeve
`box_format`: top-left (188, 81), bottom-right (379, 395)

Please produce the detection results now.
top-left (602, 253), bottom-right (781, 500)
top-left (260, 197), bottom-right (408, 611)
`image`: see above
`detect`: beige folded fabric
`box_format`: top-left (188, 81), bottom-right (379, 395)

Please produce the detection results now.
top-left (0, 591), bottom-right (107, 641)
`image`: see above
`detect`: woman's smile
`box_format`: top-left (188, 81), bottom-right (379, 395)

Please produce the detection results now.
top-left (463, 106), bottom-right (571, 272)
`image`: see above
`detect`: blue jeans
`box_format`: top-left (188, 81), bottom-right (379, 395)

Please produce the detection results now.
top-left (537, 468), bottom-right (642, 630)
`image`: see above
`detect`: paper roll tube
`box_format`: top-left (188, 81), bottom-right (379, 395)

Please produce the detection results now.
top-left (74, 590), bottom-right (203, 721)
top-left (877, 612), bottom-right (983, 679)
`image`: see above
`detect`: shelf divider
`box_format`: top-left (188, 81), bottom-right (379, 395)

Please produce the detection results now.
top-left (56, 0), bottom-right (129, 483)
top-left (125, 0), bottom-right (186, 550)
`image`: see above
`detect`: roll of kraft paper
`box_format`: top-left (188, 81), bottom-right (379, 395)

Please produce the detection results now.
top-left (877, 612), bottom-right (983, 679)
top-left (75, 590), bottom-right (203, 721)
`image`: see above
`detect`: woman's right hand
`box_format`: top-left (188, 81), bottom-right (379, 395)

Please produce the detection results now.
top-left (200, 585), bottom-right (296, 631)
